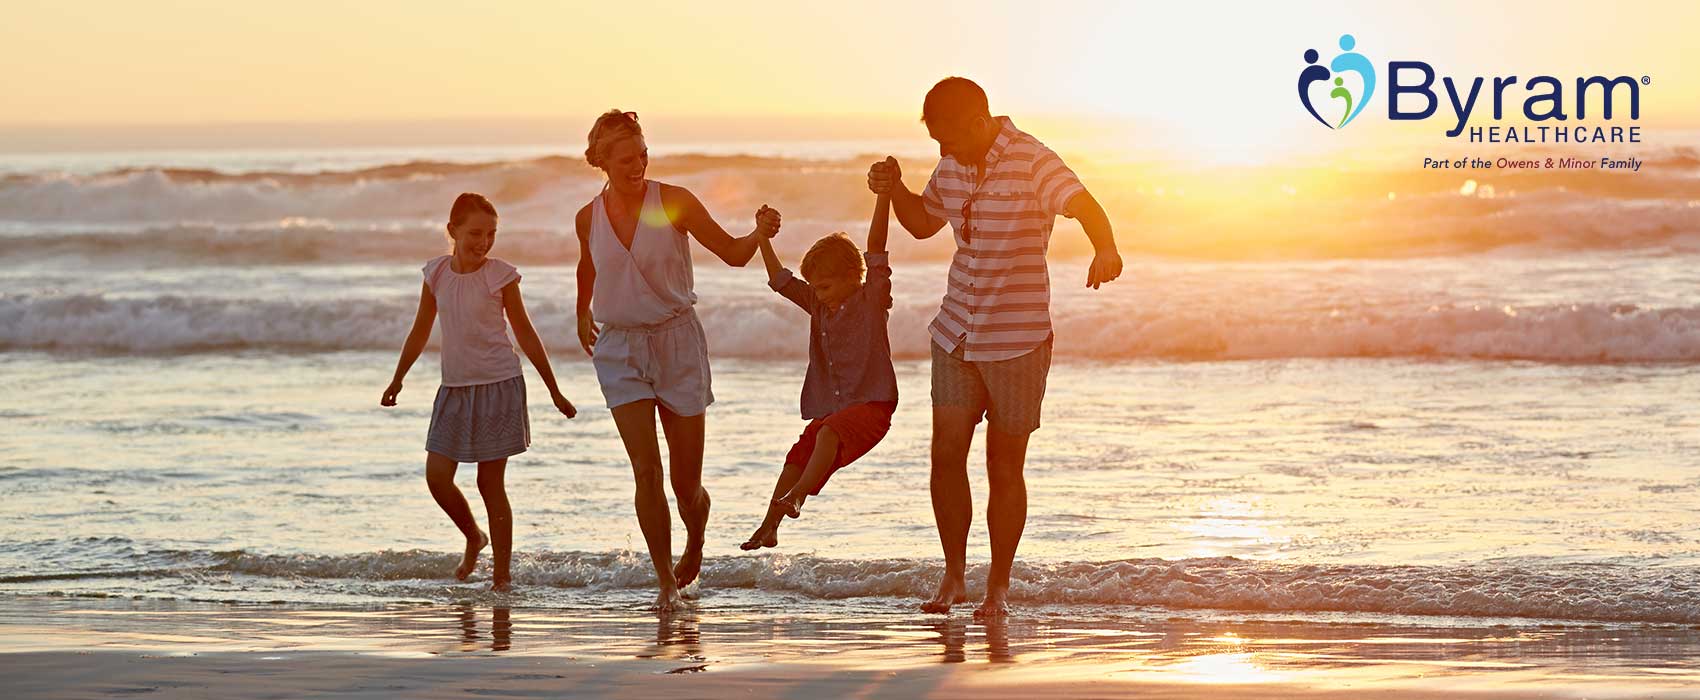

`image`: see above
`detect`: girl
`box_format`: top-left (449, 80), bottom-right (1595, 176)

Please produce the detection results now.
top-left (382, 192), bottom-right (577, 592)
top-left (573, 110), bottom-right (780, 611)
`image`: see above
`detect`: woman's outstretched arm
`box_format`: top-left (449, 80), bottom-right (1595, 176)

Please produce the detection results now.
top-left (663, 185), bottom-right (780, 266)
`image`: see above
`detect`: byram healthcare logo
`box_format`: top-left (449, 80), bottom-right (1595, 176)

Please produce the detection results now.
top-left (1295, 33), bottom-right (1646, 144)
top-left (1299, 34), bottom-right (1376, 129)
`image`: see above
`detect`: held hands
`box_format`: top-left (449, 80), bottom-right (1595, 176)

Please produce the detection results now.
top-left (867, 157), bottom-right (902, 195)
top-left (755, 205), bottom-right (782, 238)
top-left (380, 379), bottom-right (403, 406)
top-left (551, 390), bottom-right (578, 418)
top-left (577, 310), bottom-right (599, 356)
top-left (1086, 249), bottom-right (1124, 289)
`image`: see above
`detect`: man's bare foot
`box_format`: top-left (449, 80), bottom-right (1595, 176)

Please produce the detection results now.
top-left (740, 525), bottom-right (778, 551)
top-left (455, 530), bottom-right (489, 581)
top-left (654, 587), bottom-right (682, 612)
top-left (973, 587), bottom-right (1011, 620)
top-left (920, 573), bottom-right (968, 614)
top-left (772, 497), bottom-right (801, 519)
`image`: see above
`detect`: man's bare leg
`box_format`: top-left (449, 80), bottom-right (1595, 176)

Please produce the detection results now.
top-left (924, 406), bottom-right (978, 613)
top-left (976, 426), bottom-right (1031, 620)
top-left (611, 400), bottom-right (680, 611)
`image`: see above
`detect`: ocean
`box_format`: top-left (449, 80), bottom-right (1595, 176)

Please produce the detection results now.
top-left (3, 141), bottom-right (1700, 628)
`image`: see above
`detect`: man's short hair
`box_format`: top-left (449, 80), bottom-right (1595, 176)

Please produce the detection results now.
top-left (922, 77), bottom-right (990, 125)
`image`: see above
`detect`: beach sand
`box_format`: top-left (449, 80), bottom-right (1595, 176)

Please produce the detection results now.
top-left (7, 597), bottom-right (1700, 699)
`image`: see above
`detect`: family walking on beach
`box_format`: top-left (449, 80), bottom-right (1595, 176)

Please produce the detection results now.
top-left (382, 78), bottom-right (1123, 617)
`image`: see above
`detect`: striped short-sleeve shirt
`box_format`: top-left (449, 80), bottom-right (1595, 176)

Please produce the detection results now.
top-left (922, 117), bottom-right (1087, 361)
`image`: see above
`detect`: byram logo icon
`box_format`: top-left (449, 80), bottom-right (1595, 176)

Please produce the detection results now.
top-left (1299, 34), bottom-right (1376, 129)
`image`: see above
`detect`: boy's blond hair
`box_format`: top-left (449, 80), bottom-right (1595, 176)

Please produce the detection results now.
top-left (800, 232), bottom-right (865, 282)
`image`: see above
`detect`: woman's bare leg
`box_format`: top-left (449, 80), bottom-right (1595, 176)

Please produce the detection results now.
top-left (611, 400), bottom-right (680, 611)
top-left (658, 406), bottom-right (709, 589)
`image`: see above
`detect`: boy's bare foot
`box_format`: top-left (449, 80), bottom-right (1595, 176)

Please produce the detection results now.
top-left (739, 525), bottom-right (778, 551)
top-left (772, 497), bottom-right (801, 519)
top-left (921, 573), bottom-right (968, 614)
top-left (455, 530), bottom-right (489, 581)
top-left (973, 587), bottom-right (1011, 620)
top-left (655, 587), bottom-right (682, 613)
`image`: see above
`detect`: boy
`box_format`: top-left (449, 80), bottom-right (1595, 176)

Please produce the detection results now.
top-left (741, 178), bottom-right (899, 550)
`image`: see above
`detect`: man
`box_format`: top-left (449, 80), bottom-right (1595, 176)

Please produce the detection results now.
top-left (867, 77), bottom-right (1122, 618)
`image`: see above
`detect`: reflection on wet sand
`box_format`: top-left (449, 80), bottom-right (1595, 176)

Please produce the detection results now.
top-left (930, 618), bottom-right (1014, 664)
top-left (8, 597), bottom-right (1700, 692)
top-left (456, 605), bottom-right (512, 653)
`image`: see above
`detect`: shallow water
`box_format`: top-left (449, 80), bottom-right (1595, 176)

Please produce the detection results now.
top-left (4, 146), bottom-right (1700, 627)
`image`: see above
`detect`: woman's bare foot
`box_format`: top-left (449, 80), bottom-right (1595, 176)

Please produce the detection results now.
top-left (740, 525), bottom-right (779, 551)
top-left (455, 530), bottom-right (489, 581)
top-left (920, 573), bottom-right (967, 614)
top-left (673, 540), bottom-right (704, 589)
top-left (490, 575), bottom-right (512, 593)
top-left (673, 491), bottom-right (711, 589)
top-left (973, 587), bottom-right (1011, 620)
top-left (654, 587), bottom-right (682, 613)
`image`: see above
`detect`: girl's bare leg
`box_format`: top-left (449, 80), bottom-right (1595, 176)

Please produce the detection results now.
top-left (426, 451), bottom-right (487, 581)
top-left (476, 458), bottom-right (511, 591)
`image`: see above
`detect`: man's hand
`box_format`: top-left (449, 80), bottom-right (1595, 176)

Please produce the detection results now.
top-left (755, 205), bottom-right (782, 238)
top-left (1086, 249), bottom-right (1123, 289)
top-left (867, 157), bottom-right (903, 195)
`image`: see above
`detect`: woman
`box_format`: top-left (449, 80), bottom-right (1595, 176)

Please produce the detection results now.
top-left (574, 110), bottom-right (781, 611)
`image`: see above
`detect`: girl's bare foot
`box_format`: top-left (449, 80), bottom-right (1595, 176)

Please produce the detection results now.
top-left (455, 530), bottom-right (489, 581)
top-left (772, 497), bottom-right (801, 519)
top-left (740, 525), bottom-right (778, 551)
top-left (921, 573), bottom-right (967, 614)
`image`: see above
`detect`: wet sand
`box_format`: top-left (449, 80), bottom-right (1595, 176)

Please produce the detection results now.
top-left (6, 597), bottom-right (1700, 699)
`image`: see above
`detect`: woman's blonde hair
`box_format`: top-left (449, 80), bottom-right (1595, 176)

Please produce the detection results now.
top-left (800, 232), bottom-right (864, 282)
top-left (585, 110), bottom-right (643, 169)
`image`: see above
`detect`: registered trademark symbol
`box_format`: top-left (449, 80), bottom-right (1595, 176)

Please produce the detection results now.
top-left (1642, 75), bottom-right (1651, 85)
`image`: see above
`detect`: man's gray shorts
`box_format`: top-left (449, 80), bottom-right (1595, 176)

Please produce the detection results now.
top-left (930, 337), bottom-right (1052, 435)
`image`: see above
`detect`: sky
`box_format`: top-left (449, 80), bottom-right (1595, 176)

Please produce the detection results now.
top-left (2, 0), bottom-right (1695, 154)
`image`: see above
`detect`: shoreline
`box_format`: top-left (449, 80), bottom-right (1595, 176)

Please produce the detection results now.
top-left (6, 596), bottom-right (1700, 698)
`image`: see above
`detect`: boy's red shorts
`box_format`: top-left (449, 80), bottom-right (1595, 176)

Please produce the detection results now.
top-left (784, 401), bottom-right (897, 494)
